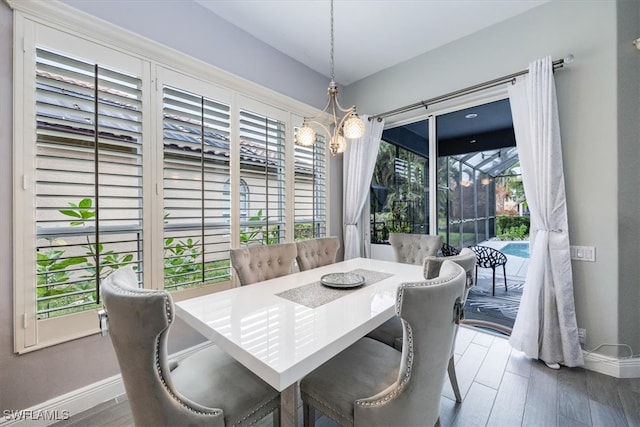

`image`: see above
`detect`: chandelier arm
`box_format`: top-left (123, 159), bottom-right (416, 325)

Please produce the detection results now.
top-left (331, 97), bottom-right (339, 130)
top-left (334, 100), bottom-right (357, 114)
top-left (303, 119), bottom-right (332, 137)
top-left (296, 0), bottom-right (362, 153)
top-left (303, 96), bottom-right (333, 122)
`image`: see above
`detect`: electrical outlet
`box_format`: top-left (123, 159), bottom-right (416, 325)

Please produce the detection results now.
top-left (578, 328), bottom-right (586, 346)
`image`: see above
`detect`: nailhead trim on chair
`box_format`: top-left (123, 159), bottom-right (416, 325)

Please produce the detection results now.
top-left (232, 397), bottom-right (280, 427)
top-left (353, 272), bottom-right (459, 408)
top-left (394, 272), bottom-right (459, 311)
top-left (354, 319), bottom-right (414, 408)
top-left (109, 280), bottom-right (222, 417)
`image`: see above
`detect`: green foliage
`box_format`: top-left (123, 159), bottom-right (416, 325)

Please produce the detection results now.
top-left (438, 232), bottom-right (477, 247)
top-left (370, 141), bottom-right (428, 240)
top-left (164, 259), bottom-right (231, 291)
top-left (36, 245), bottom-right (84, 286)
top-left (294, 223), bottom-right (314, 241)
top-left (499, 224), bottom-right (529, 240)
top-left (164, 236), bottom-right (201, 278)
top-left (239, 209), bottom-right (280, 245)
top-left (37, 198), bottom-right (137, 317)
top-left (37, 202), bottom-right (237, 317)
top-left (59, 198), bottom-right (133, 281)
top-left (496, 215), bottom-right (530, 240)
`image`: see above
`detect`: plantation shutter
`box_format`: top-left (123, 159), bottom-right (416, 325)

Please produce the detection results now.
top-left (35, 48), bottom-right (143, 319)
top-left (238, 109), bottom-right (286, 245)
top-left (294, 132), bottom-right (327, 240)
top-left (162, 86), bottom-right (232, 290)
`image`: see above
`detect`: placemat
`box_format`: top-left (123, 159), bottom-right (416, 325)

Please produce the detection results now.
top-left (275, 269), bottom-right (393, 309)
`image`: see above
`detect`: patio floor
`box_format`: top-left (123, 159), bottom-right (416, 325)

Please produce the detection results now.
top-left (463, 240), bottom-right (528, 335)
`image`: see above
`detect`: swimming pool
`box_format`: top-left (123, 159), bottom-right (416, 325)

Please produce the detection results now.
top-left (500, 242), bottom-right (530, 258)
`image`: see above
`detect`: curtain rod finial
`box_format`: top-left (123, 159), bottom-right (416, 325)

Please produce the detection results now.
top-left (564, 54), bottom-right (574, 64)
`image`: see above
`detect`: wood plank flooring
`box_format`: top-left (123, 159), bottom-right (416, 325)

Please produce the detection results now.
top-left (53, 326), bottom-right (640, 427)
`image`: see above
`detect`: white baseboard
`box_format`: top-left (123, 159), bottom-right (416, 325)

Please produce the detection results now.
top-left (583, 351), bottom-right (640, 378)
top-left (0, 375), bottom-right (125, 427)
top-left (0, 341), bottom-right (212, 427)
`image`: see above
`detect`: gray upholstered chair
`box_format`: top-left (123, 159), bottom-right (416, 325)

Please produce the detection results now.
top-left (366, 248), bottom-right (477, 403)
top-left (230, 242), bottom-right (297, 286)
top-left (388, 232), bottom-right (442, 265)
top-left (100, 266), bottom-right (280, 427)
top-left (295, 236), bottom-right (340, 271)
top-left (300, 261), bottom-right (467, 427)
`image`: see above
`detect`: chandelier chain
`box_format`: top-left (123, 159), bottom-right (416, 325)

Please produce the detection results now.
top-left (330, 0), bottom-right (335, 83)
top-left (294, 0), bottom-right (364, 154)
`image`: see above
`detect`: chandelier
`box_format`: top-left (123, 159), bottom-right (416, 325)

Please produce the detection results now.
top-left (295, 0), bottom-right (365, 155)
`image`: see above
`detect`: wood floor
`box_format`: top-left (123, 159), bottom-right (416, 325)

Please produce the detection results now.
top-left (53, 326), bottom-right (640, 427)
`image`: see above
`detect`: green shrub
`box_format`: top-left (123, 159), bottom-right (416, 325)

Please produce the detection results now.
top-left (497, 215), bottom-right (529, 240)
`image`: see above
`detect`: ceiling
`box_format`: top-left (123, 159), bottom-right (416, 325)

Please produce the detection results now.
top-left (382, 99), bottom-right (520, 177)
top-left (195, 0), bottom-right (550, 86)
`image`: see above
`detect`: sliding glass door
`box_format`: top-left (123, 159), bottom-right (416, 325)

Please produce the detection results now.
top-left (370, 98), bottom-right (524, 250)
top-left (435, 99), bottom-right (521, 249)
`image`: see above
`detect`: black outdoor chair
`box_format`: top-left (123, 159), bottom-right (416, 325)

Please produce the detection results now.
top-left (469, 245), bottom-right (507, 296)
top-left (441, 242), bottom-right (461, 257)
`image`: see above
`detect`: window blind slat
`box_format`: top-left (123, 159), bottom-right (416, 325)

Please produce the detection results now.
top-left (163, 85), bottom-right (231, 292)
top-left (294, 130), bottom-right (327, 240)
top-left (35, 48), bottom-right (144, 319)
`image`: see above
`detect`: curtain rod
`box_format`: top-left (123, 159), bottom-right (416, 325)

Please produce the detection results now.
top-left (370, 55), bottom-right (574, 121)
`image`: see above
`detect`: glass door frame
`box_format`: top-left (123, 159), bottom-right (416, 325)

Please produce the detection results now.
top-left (379, 92), bottom-right (511, 237)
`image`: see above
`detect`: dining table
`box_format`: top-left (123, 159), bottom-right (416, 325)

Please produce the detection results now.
top-left (175, 256), bottom-right (424, 427)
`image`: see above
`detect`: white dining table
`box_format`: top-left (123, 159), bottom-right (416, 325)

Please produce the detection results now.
top-left (175, 257), bottom-right (424, 427)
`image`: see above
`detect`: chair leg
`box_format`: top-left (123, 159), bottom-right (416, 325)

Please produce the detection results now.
top-left (503, 264), bottom-right (507, 291)
top-left (475, 265), bottom-right (478, 291)
top-left (273, 408), bottom-right (280, 427)
top-left (303, 403), bottom-right (315, 427)
top-left (492, 268), bottom-right (496, 296)
top-left (448, 356), bottom-right (462, 403)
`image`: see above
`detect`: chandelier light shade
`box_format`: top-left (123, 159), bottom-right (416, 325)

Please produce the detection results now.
top-left (343, 112), bottom-right (366, 139)
top-left (295, 125), bottom-right (316, 147)
top-left (295, 0), bottom-right (365, 155)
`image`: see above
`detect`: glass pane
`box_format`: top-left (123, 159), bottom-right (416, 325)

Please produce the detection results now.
top-left (370, 119), bottom-right (430, 244)
top-left (35, 49), bottom-right (143, 318)
top-left (239, 110), bottom-right (286, 245)
top-left (294, 131), bottom-right (326, 240)
top-left (436, 99), bottom-right (524, 248)
top-left (163, 86), bottom-right (232, 291)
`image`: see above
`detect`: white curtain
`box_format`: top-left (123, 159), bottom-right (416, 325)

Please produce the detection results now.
top-left (343, 115), bottom-right (384, 259)
top-left (508, 56), bottom-right (584, 367)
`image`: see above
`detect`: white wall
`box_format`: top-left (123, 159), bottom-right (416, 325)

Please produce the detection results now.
top-left (61, 0), bottom-right (330, 110)
top-left (344, 0), bottom-right (639, 356)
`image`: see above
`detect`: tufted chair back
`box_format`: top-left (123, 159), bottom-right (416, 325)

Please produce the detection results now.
top-left (296, 237), bottom-right (340, 271)
top-left (101, 267), bottom-right (225, 426)
top-left (388, 233), bottom-right (442, 265)
top-left (423, 247), bottom-right (477, 292)
top-left (353, 261), bottom-right (466, 426)
top-left (101, 267), bottom-right (281, 426)
top-left (230, 242), bottom-right (297, 286)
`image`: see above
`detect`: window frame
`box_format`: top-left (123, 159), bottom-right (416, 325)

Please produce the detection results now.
top-left (11, 3), bottom-right (330, 353)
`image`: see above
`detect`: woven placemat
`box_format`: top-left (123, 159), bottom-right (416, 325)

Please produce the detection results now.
top-left (275, 269), bottom-right (393, 309)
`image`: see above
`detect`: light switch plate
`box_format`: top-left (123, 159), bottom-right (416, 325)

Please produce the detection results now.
top-left (570, 245), bottom-right (596, 262)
